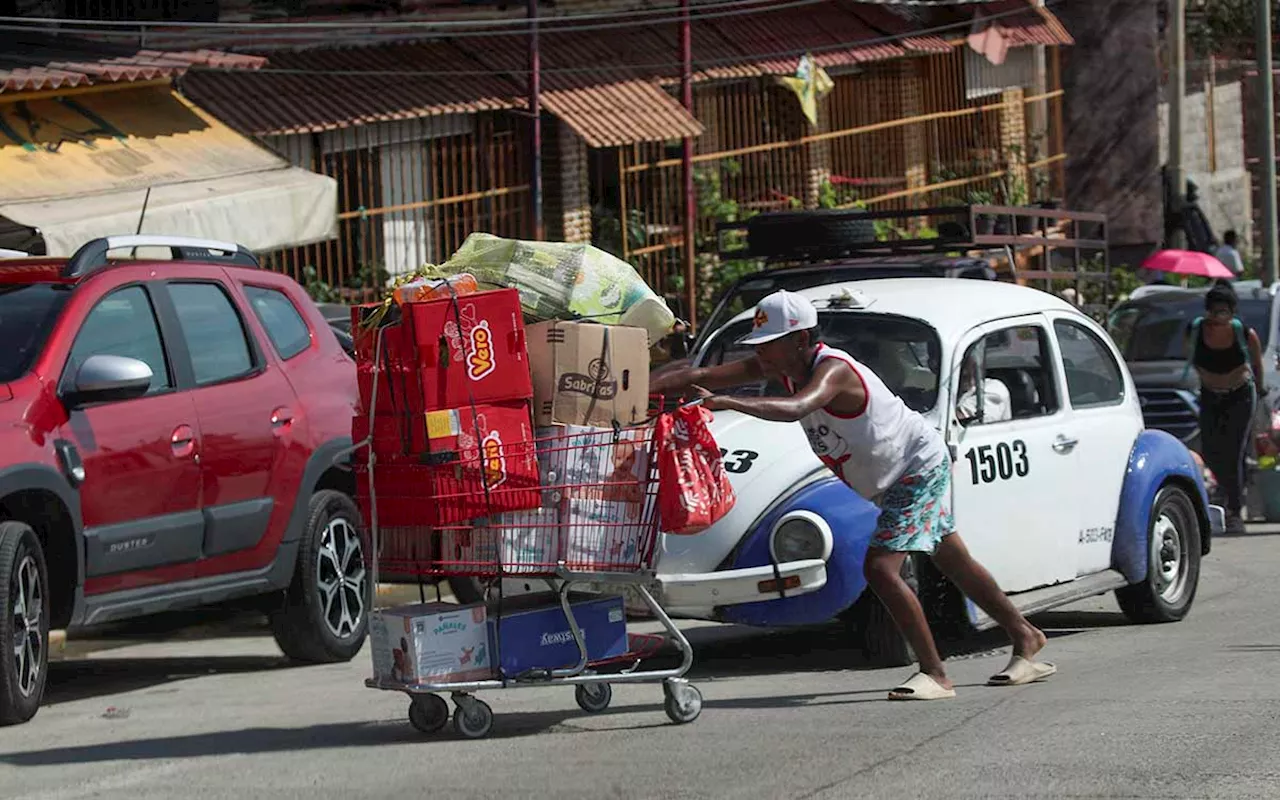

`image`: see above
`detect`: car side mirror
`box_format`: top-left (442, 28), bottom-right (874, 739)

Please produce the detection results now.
top-left (64, 355), bottom-right (153, 408)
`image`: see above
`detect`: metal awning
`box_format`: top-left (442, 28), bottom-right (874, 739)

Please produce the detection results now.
top-left (0, 84), bottom-right (336, 256)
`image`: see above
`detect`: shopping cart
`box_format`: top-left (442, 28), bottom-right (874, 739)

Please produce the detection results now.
top-left (351, 326), bottom-right (700, 740)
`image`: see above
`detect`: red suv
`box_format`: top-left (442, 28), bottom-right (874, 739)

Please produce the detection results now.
top-left (0, 235), bottom-right (366, 726)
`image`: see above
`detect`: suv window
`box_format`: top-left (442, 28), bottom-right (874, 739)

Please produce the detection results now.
top-left (1109, 297), bottom-right (1271, 361)
top-left (956, 324), bottom-right (1059, 425)
top-left (0, 283), bottom-right (71, 382)
top-left (1054, 319), bottom-right (1124, 407)
top-left (67, 286), bottom-right (171, 393)
top-left (702, 312), bottom-right (942, 412)
top-left (245, 285), bottom-right (311, 360)
top-left (168, 282), bottom-right (255, 386)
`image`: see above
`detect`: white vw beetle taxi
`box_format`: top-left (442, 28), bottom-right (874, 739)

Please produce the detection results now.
top-left (649, 277), bottom-right (1225, 664)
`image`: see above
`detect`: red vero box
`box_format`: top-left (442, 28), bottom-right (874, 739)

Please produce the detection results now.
top-left (352, 305), bottom-right (425, 415)
top-left (352, 413), bottom-right (430, 464)
top-left (406, 289), bottom-right (533, 410)
top-left (355, 400), bottom-right (542, 528)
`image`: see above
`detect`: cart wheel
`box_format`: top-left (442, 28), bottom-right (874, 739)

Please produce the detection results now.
top-left (407, 695), bottom-right (449, 735)
top-left (663, 680), bottom-right (702, 725)
top-left (575, 682), bottom-right (613, 714)
top-left (452, 697), bottom-right (494, 739)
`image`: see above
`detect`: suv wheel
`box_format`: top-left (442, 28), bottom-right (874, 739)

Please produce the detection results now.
top-left (271, 491), bottom-right (369, 663)
top-left (0, 521), bottom-right (49, 726)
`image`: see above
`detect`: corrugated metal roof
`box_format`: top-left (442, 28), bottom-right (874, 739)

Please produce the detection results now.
top-left (183, 40), bottom-right (524, 135)
top-left (960, 2), bottom-right (1074, 47)
top-left (541, 78), bottom-right (704, 148)
top-left (847, 4), bottom-right (952, 54)
top-left (0, 34), bottom-right (263, 94)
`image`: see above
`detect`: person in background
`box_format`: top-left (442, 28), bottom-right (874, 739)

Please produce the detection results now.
top-left (1214, 230), bottom-right (1245, 279)
top-left (1187, 282), bottom-right (1264, 533)
top-left (652, 290), bottom-right (1054, 701)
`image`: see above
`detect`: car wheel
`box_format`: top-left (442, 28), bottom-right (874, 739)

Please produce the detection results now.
top-left (0, 521), bottom-right (49, 726)
top-left (844, 556), bottom-right (918, 668)
top-left (271, 491), bottom-right (370, 663)
top-left (1116, 486), bottom-right (1201, 624)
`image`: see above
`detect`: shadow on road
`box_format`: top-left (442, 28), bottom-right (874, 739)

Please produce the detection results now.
top-left (45, 656), bottom-right (291, 706)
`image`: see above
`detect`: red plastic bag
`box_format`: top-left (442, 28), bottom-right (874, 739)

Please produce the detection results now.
top-left (656, 404), bottom-right (736, 535)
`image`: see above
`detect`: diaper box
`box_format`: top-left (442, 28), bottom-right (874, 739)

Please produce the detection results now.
top-left (488, 593), bottom-right (627, 676)
top-left (370, 602), bottom-right (494, 685)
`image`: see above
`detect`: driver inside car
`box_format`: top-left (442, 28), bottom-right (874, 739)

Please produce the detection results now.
top-left (652, 290), bottom-right (1056, 701)
top-left (956, 348), bottom-right (1012, 425)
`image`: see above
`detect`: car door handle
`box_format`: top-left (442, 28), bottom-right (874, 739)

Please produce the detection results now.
top-left (171, 425), bottom-right (197, 459)
top-left (1052, 435), bottom-right (1079, 454)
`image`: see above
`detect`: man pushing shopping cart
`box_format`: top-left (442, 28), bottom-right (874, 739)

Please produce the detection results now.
top-left (651, 290), bottom-right (1056, 701)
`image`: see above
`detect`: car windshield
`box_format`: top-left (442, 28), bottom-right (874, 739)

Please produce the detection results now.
top-left (699, 311), bottom-right (942, 412)
top-left (1108, 296), bottom-right (1272, 361)
top-left (0, 283), bottom-right (70, 382)
top-left (699, 265), bottom-right (960, 345)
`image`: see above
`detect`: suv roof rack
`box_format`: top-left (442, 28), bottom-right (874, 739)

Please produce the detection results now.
top-left (63, 235), bottom-right (261, 280)
top-left (716, 203), bottom-right (1112, 312)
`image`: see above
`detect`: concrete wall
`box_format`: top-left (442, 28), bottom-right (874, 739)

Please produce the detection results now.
top-left (1159, 72), bottom-right (1253, 251)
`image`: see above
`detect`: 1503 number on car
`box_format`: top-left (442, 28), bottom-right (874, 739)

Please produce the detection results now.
top-left (964, 440), bottom-right (1029, 485)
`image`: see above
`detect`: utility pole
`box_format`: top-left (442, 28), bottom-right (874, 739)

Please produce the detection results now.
top-left (680, 0), bottom-right (696, 328)
top-left (1168, 0), bottom-right (1187, 249)
top-left (528, 0), bottom-right (543, 241)
top-left (1257, 0), bottom-right (1278, 285)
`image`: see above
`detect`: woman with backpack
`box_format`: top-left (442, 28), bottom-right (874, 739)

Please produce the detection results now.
top-left (1188, 281), bottom-right (1266, 533)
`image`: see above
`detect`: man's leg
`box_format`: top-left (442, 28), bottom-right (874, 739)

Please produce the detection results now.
top-left (929, 533), bottom-right (1046, 660)
top-left (863, 547), bottom-right (950, 688)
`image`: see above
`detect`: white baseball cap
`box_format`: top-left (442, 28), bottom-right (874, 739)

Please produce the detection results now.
top-left (736, 290), bottom-right (819, 345)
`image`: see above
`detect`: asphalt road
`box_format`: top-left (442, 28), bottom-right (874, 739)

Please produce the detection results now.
top-left (2, 527), bottom-right (1279, 800)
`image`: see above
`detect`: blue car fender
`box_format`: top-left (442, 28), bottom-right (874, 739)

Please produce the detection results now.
top-left (717, 476), bottom-right (881, 627)
top-left (1112, 429), bottom-right (1213, 584)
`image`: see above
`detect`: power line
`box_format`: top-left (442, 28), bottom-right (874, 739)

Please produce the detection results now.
top-left (0, 0), bottom-right (1029, 36)
top-left (0, 0), bottom-right (1049, 44)
top-left (157, 1), bottom-right (1055, 78)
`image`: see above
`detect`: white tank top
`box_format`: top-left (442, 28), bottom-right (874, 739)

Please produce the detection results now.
top-left (782, 344), bottom-right (948, 500)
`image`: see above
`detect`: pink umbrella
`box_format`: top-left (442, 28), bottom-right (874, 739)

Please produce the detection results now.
top-left (1140, 249), bottom-right (1235, 279)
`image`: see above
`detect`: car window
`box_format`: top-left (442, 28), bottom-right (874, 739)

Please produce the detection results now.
top-left (1055, 319), bottom-right (1124, 408)
top-left (0, 283), bottom-right (70, 382)
top-left (244, 285), bottom-right (312, 360)
top-left (700, 312), bottom-right (942, 412)
top-left (168, 282), bottom-right (255, 386)
top-left (955, 324), bottom-right (1059, 425)
top-left (66, 286), bottom-right (171, 394)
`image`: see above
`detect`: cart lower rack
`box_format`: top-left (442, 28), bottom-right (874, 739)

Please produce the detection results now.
top-left (352, 373), bottom-right (701, 739)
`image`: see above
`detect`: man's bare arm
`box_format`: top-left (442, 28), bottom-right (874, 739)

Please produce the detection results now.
top-left (651, 356), bottom-right (764, 395)
top-left (701, 360), bottom-right (860, 423)
top-left (1248, 328), bottom-right (1266, 397)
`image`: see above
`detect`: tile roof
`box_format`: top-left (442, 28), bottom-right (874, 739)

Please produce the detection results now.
top-left (0, 33), bottom-right (264, 94)
top-left (183, 40), bottom-right (522, 135)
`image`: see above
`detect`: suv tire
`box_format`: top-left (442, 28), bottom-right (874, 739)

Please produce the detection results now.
top-left (271, 491), bottom-right (369, 663)
top-left (1116, 486), bottom-right (1201, 624)
top-left (747, 210), bottom-right (876, 258)
top-left (0, 521), bottom-right (49, 726)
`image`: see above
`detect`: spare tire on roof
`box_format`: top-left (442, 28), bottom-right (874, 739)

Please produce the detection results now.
top-left (746, 209), bottom-right (877, 258)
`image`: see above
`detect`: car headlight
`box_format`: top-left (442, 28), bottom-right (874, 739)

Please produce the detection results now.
top-left (769, 510), bottom-right (833, 563)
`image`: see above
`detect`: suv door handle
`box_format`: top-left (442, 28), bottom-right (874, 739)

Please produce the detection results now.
top-left (1052, 434), bottom-right (1079, 454)
top-left (171, 425), bottom-right (197, 459)
top-left (271, 407), bottom-right (295, 431)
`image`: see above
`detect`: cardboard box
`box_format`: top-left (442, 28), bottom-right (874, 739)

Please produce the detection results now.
top-left (527, 321), bottom-right (649, 427)
top-left (488, 594), bottom-right (627, 676)
top-left (352, 305), bottom-right (426, 416)
top-left (369, 602), bottom-right (493, 685)
top-left (438, 508), bottom-right (561, 575)
top-left (352, 412), bottom-right (429, 463)
top-left (356, 401), bottom-right (542, 528)
top-left (406, 289), bottom-right (533, 410)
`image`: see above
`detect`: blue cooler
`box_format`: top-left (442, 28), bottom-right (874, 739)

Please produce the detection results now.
top-left (488, 594), bottom-right (627, 676)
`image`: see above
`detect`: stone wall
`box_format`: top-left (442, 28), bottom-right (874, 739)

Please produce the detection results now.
top-left (1159, 72), bottom-right (1253, 251)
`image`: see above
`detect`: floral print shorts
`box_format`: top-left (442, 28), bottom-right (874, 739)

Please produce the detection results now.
top-left (869, 459), bottom-right (955, 554)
